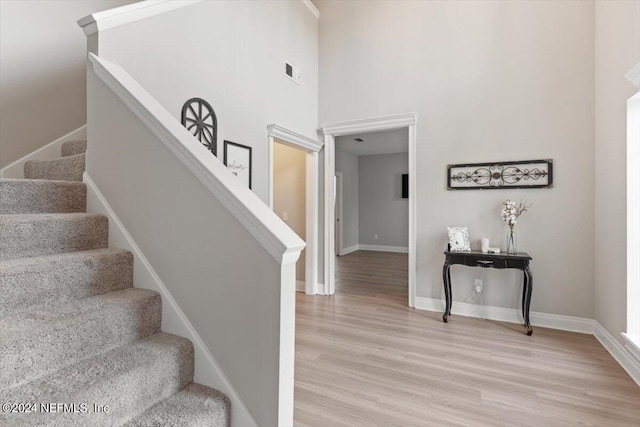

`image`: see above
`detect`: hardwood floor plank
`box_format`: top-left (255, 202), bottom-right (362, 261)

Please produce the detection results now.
top-left (294, 251), bottom-right (640, 426)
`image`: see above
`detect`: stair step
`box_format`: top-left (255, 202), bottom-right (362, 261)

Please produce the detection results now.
top-left (124, 383), bottom-right (231, 427)
top-left (0, 213), bottom-right (108, 261)
top-left (0, 178), bottom-right (86, 214)
top-left (0, 248), bottom-right (133, 317)
top-left (0, 332), bottom-right (194, 426)
top-left (24, 153), bottom-right (85, 182)
top-left (0, 288), bottom-right (161, 390)
top-left (61, 140), bottom-right (87, 157)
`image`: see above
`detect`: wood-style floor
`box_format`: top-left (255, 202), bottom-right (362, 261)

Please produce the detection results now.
top-left (294, 250), bottom-right (640, 426)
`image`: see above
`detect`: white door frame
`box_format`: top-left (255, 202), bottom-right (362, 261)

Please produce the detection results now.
top-left (267, 124), bottom-right (323, 295)
top-left (334, 171), bottom-right (344, 256)
top-left (320, 113), bottom-right (418, 307)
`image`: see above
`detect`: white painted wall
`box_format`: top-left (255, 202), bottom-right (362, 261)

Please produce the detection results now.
top-left (318, 0), bottom-right (595, 317)
top-left (92, 0), bottom-right (319, 204)
top-left (594, 0), bottom-right (640, 344)
top-left (0, 0), bottom-right (136, 168)
top-left (358, 153), bottom-right (408, 247)
top-left (335, 147), bottom-right (359, 250)
top-left (273, 142), bottom-right (306, 281)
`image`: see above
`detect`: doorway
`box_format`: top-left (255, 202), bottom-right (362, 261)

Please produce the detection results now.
top-left (320, 113), bottom-right (418, 307)
top-left (267, 124), bottom-right (323, 295)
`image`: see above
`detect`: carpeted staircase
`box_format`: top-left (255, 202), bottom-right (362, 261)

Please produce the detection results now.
top-left (0, 140), bottom-right (230, 426)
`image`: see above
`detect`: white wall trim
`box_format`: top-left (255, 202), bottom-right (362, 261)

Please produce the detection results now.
top-left (622, 333), bottom-right (640, 365)
top-left (414, 297), bottom-right (594, 334)
top-left (321, 113), bottom-right (418, 307)
top-left (626, 62), bottom-right (640, 89)
top-left (268, 124), bottom-right (323, 153)
top-left (88, 53), bottom-right (304, 265)
top-left (594, 324), bottom-right (640, 387)
top-left (358, 244), bottom-right (409, 253)
top-left (77, 0), bottom-right (202, 36)
top-left (301, 0), bottom-right (320, 18)
top-left (321, 113), bottom-right (418, 137)
top-left (84, 172), bottom-right (259, 427)
top-left (339, 245), bottom-right (359, 256)
top-left (296, 280), bottom-right (306, 292)
top-left (0, 125), bottom-right (86, 179)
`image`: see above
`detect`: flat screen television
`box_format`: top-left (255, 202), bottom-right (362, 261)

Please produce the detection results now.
top-left (402, 174), bottom-right (408, 198)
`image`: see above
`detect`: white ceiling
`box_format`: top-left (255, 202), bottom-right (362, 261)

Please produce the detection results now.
top-left (335, 128), bottom-right (408, 156)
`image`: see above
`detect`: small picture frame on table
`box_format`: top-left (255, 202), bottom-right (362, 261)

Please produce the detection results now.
top-left (223, 140), bottom-right (252, 189)
top-left (447, 227), bottom-right (470, 251)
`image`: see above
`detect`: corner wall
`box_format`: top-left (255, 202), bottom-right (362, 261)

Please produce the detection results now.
top-left (594, 0), bottom-right (640, 343)
top-left (318, 0), bottom-right (596, 317)
top-left (0, 0), bottom-right (136, 168)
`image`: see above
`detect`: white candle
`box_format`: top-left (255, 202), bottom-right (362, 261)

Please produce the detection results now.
top-left (481, 238), bottom-right (490, 253)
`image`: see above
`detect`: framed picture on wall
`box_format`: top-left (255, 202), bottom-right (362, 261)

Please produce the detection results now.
top-left (224, 140), bottom-right (252, 189)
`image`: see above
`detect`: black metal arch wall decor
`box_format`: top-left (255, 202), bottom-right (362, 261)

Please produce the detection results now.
top-left (181, 98), bottom-right (217, 156)
top-left (447, 159), bottom-right (553, 190)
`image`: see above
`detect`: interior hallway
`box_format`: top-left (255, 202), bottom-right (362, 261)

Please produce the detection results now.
top-left (294, 251), bottom-right (640, 426)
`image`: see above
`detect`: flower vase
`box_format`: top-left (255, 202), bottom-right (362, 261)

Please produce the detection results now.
top-left (506, 228), bottom-right (517, 254)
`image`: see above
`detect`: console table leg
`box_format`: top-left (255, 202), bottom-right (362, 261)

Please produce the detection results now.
top-left (442, 262), bottom-right (451, 322)
top-left (524, 266), bottom-right (533, 336)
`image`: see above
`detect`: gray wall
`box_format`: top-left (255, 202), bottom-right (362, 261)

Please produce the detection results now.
top-left (318, 0), bottom-right (596, 318)
top-left (358, 153), bottom-right (408, 247)
top-left (594, 1), bottom-right (640, 343)
top-left (0, 0), bottom-right (136, 168)
top-left (335, 147), bottom-right (359, 250)
top-left (97, 0), bottom-right (319, 204)
top-left (273, 142), bottom-right (306, 281)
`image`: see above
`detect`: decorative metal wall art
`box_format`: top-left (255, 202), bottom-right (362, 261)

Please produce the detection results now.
top-left (447, 159), bottom-right (553, 190)
top-left (181, 98), bottom-right (217, 156)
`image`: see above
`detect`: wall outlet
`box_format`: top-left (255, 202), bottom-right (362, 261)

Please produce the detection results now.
top-left (282, 212), bottom-right (288, 221)
top-left (474, 279), bottom-right (483, 293)
top-left (374, 234), bottom-right (378, 240)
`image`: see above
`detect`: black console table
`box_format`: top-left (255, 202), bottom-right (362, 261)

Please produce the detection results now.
top-left (442, 250), bottom-right (533, 335)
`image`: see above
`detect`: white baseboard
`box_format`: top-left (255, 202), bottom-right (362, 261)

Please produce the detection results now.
top-left (415, 296), bottom-right (640, 387)
top-left (414, 297), bottom-right (594, 334)
top-left (84, 172), bottom-right (258, 427)
top-left (357, 244), bottom-right (409, 254)
top-left (339, 245), bottom-right (359, 256)
top-left (0, 125), bottom-right (86, 179)
top-left (594, 324), bottom-right (640, 387)
top-left (296, 280), bottom-right (305, 292)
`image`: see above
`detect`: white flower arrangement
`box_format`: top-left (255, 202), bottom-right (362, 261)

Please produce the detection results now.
top-left (501, 199), bottom-right (532, 230)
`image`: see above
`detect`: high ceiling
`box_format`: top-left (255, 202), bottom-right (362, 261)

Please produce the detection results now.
top-left (335, 128), bottom-right (408, 156)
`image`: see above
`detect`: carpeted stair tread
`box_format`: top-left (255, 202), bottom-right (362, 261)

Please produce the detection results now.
top-left (0, 287), bottom-right (161, 390)
top-left (0, 248), bottom-right (133, 317)
top-left (0, 178), bottom-right (86, 214)
top-left (0, 213), bottom-right (108, 261)
top-left (124, 383), bottom-right (231, 427)
top-left (61, 140), bottom-right (87, 157)
top-left (24, 153), bottom-right (85, 182)
top-left (0, 332), bottom-right (194, 426)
